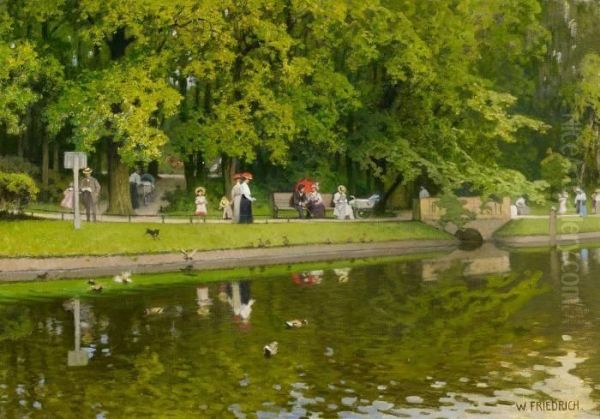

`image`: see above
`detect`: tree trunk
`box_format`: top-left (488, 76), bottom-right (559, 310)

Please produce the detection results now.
top-left (107, 138), bottom-right (133, 214)
top-left (183, 154), bottom-right (195, 193)
top-left (41, 132), bottom-right (49, 200)
top-left (222, 155), bottom-right (236, 196)
top-left (52, 141), bottom-right (59, 171)
top-left (346, 154), bottom-right (356, 192)
top-left (147, 160), bottom-right (159, 178)
top-left (17, 134), bottom-right (24, 158)
top-left (376, 174), bottom-right (404, 214)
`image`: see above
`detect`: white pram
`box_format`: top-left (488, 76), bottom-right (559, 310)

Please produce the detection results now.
top-left (139, 181), bottom-right (155, 205)
top-left (349, 194), bottom-right (380, 219)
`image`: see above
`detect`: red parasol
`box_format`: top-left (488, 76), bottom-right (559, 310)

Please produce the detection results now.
top-left (294, 178), bottom-right (315, 192)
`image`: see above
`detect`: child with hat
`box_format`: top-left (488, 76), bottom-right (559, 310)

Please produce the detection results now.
top-left (195, 186), bottom-right (207, 217)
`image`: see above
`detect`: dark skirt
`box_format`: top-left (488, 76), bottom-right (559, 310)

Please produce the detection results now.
top-left (307, 203), bottom-right (326, 218)
top-left (239, 196), bottom-right (253, 224)
top-left (130, 182), bottom-right (139, 209)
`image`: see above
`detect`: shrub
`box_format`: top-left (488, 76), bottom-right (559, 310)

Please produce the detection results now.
top-left (0, 156), bottom-right (40, 177)
top-left (0, 172), bottom-right (39, 210)
top-left (540, 149), bottom-right (572, 194)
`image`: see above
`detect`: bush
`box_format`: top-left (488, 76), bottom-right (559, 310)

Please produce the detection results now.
top-left (0, 172), bottom-right (39, 210)
top-left (0, 156), bottom-right (40, 177)
top-left (540, 149), bottom-right (572, 194)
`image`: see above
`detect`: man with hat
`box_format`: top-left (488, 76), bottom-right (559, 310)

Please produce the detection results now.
top-left (230, 173), bottom-right (243, 223)
top-left (80, 167), bottom-right (101, 222)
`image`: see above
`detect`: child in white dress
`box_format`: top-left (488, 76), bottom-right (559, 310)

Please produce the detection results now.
top-left (195, 187), bottom-right (207, 216)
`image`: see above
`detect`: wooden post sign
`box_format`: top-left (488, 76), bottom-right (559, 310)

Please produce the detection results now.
top-left (63, 152), bottom-right (87, 230)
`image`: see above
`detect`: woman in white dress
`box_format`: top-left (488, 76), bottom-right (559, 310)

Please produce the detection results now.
top-left (558, 191), bottom-right (568, 214)
top-left (333, 185), bottom-right (354, 220)
top-left (230, 174), bottom-right (242, 223)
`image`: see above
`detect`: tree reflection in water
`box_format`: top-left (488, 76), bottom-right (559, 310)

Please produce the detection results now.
top-left (0, 249), bottom-right (598, 416)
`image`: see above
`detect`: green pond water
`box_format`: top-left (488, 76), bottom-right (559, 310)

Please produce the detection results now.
top-left (1, 244), bottom-right (600, 418)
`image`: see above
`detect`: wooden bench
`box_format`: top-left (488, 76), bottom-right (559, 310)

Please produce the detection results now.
top-left (271, 192), bottom-right (334, 218)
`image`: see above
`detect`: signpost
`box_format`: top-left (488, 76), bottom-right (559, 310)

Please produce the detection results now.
top-left (64, 152), bottom-right (87, 230)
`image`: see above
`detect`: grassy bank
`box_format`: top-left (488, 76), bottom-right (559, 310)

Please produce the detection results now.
top-left (0, 219), bottom-right (451, 257)
top-left (495, 216), bottom-right (600, 237)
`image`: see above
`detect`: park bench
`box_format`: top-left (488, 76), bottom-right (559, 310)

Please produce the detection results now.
top-left (271, 192), bottom-right (334, 218)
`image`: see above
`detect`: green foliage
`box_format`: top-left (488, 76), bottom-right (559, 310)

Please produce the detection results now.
top-left (46, 65), bottom-right (181, 165)
top-left (540, 149), bottom-right (572, 193)
top-left (0, 171), bottom-right (39, 209)
top-left (435, 191), bottom-right (477, 230)
top-left (0, 155), bottom-right (39, 176)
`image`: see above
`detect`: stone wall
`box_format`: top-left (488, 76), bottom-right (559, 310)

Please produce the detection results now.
top-left (415, 196), bottom-right (512, 221)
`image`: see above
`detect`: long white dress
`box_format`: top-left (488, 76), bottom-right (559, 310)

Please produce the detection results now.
top-left (558, 193), bottom-right (568, 214)
top-left (333, 192), bottom-right (354, 220)
top-left (231, 181), bottom-right (242, 223)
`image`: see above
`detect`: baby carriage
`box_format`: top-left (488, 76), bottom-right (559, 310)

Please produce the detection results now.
top-left (348, 194), bottom-right (380, 219)
top-left (139, 174), bottom-right (156, 205)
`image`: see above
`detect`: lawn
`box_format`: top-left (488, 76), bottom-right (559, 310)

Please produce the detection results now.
top-left (495, 216), bottom-right (600, 237)
top-left (0, 219), bottom-right (451, 257)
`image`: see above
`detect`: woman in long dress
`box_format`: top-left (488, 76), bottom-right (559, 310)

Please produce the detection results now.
top-left (558, 191), bottom-right (568, 214)
top-left (239, 172), bottom-right (255, 224)
top-left (333, 185), bottom-right (354, 220)
top-left (306, 183), bottom-right (326, 218)
top-left (230, 174), bottom-right (242, 223)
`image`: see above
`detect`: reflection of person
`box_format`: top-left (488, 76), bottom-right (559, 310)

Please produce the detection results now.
top-left (580, 248), bottom-right (589, 275)
top-left (307, 183), bottom-right (326, 218)
top-left (226, 281), bottom-right (255, 325)
top-left (231, 173), bottom-right (242, 223)
top-left (334, 267), bottom-right (351, 283)
top-left (80, 168), bottom-right (101, 222)
top-left (574, 188), bottom-right (587, 216)
top-left (293, 184), bottom-right (307, 219)
top-left (129, 168), bottom-right (141, 209)
top-left (239, 173), bottom-right (255, 224)
top-left (333, 185), bottom-right (354, 220)
top-left (219, 196), bottom-right (233, 219)
top-left (194, 186), bottom-right (207, 216)
top-left (558, 191), bottom-right (568, 215)
top-left (419, 186), bottom-right (430, 199)
top-left (61, 183), bottom-right (74, 209)
top-left (196, 287), bottom-right (212, 316)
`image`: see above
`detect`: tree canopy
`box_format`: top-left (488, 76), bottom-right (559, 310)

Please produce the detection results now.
top-left (0, 0), bottom-right (599, 212)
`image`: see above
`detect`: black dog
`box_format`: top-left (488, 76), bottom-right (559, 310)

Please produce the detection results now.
top-left (145, 228), bottom-right (160, 240)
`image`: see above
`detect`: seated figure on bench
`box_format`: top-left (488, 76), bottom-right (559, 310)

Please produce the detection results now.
top-left (306, 183), bottom-right (326, 218)
top-left (292, 184), bottom-right (307, 219)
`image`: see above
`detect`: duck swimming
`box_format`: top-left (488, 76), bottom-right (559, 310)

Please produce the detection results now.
top-left (285, 319), bottom-right (308, 329)
top-left (263, 341), bottom-right (278, 357)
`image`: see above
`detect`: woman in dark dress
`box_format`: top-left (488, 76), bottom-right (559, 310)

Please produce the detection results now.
top-left (306, 183), bottom-right (326, 218)
top-left (292, 184), bottom-right (307, 219)
top-left (239, 172), bottom-right (255, 224)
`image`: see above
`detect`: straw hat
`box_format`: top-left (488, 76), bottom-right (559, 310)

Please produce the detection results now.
top-left (338, 185), bottom-right (347, 193)
top-left (195, 186), bottom-right (206, 194)
top-left (82, 167), bottom-right (92, 174)
top-left (233, 173), bottom-right (242, 180)
top-left (242, 172), bottom-right (253, 180)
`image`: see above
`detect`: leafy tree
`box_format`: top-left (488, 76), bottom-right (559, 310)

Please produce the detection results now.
top-left (540, 148), bottom-right (572, 194)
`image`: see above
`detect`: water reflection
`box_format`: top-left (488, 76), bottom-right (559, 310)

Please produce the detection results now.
top-left (0, 247), bottom-right (599, 416)
top-left (63, 299), bottom-right (89, 367)
top-left (421, 242), bottom-right (511, 281)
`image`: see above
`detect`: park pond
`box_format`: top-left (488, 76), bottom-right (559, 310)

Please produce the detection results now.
top-left (0, 244), bottom-right (599, 417)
